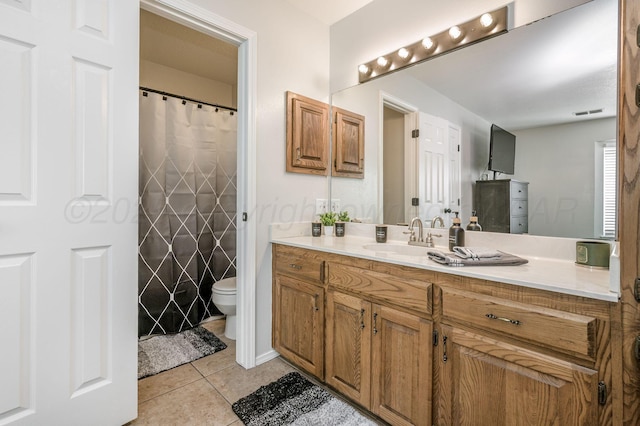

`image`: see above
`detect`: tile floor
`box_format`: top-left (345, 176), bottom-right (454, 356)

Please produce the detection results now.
top-left (128, 318), bottom-right (297, 426)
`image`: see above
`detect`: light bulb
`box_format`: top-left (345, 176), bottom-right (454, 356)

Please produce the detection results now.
top-left (358, 64), bottom-right (370, 74)
top-left (449, 25), bottom-right (462, 40)
top-left (377, 56), bottom-right (388, 67)
top-left (422, 37), bottom-right (434, 50)
top-left (398, 48), bottom-right (410, 59)
top-left (480, 13), bottom-right (494, 28)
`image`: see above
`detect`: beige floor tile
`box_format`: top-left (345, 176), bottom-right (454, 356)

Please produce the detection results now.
top-left (201, 318), bottom-right (235, 346)
top-left (205, 357), bottom-right (296, 404)
top-left (131, 378), bottom-right (239, 426)
top-left (200, 317), bottom-right (226, 336)
top-left (138, 363), bottom-right (203, 403)
top-left (192, 343), bottom-right (237, 377)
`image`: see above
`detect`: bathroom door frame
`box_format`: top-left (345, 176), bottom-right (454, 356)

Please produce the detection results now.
top-left (140, 0), bottom-right (258, 368)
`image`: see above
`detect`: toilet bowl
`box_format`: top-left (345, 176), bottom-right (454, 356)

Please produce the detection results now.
top-left (211, 277), bottom-right (237, 340)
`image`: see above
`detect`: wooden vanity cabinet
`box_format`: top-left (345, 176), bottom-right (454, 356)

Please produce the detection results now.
top-left (437, 323), bottom-right (598, 425)
top-left (434, 276), bottom-right (613, 426)
top-left (271, 244), bottom-right (615, 425)
top-left (326, 261), bottom-right (433, 426)
top-left (272, 244), bottom-right (326, 379)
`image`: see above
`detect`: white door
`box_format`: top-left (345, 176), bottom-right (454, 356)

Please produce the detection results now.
top-left (411, 112), bottom-right (461, 228)
top-left (447, 123), bottom-right (462, 216)
top-left (0, 1), bottom-right (138, 425)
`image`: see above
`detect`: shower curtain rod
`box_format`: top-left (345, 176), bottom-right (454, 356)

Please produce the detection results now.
top-left (140, 86), bottom-right (237, 113)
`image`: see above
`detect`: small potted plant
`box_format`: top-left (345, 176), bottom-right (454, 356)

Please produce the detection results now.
top-left (318, 211), bottom-right (337, 236)
top-left (335, 211), bottom-right (350, 237)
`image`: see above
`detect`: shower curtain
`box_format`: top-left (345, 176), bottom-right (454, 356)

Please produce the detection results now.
top-left (138, 90), bottom-right (237, 336)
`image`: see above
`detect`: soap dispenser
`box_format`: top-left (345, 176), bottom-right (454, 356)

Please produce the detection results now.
top-left (466, 210), bottom-right (482, 231)
top-left (449, 212), bottom-right (465, 251)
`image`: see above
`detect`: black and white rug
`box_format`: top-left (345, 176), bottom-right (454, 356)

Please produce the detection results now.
top-left (232, 372), bottom-right (379, 425)
top-left (137, 326), bottom-right (227, 379)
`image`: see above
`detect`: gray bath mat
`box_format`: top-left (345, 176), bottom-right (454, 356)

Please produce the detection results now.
top-left (232, 372), bottom-right (379, 425)
top-left (137, 326), bottom-right (227, 379)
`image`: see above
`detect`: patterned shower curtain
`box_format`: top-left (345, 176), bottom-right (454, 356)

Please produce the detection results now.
top-left (138, 90), bottom-right (237, 336)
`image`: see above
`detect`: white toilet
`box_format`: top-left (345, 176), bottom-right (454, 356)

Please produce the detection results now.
top-left (211, 277), bottom-right (237, 340)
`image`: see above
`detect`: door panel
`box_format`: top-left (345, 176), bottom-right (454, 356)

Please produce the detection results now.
top-left (371, 304), bottom-right (432, 426)
top-left (274, 275), bottom-right (324, 378)
top-left (438, 325), bottom-right (598, 425)
top-left (415, 112), bottom-right (461, 227)
top-left (326, 290), bottom-right (372, 407)
top-left (0, 1), bottom-right (138, 424)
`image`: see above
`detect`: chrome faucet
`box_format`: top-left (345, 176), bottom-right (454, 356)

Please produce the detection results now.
top-left (431, 216), bottom-right (445, 229)
top-left (409, 217), bottom-right (424, 242)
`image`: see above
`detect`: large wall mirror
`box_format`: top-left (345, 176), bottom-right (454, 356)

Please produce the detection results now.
top-left (330, 0), bottom-right (617, 239)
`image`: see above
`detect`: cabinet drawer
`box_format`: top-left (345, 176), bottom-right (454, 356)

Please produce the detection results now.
top-left (510, 199), bottom-right (527, 216)
top-left (274, 246), bottom-right (325, 284)
top-left (441, 287), bottom-right (597, 358)
top-left (328, 263), bottom-right (431, 315)
top-left (510, 182), bottom-right (528, 199)
top-left (509, 215), bottom-right (528, 233)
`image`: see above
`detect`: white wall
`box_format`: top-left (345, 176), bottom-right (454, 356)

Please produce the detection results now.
top-left (187, 0), bottom-right (330, 360)
top-left (140, 60), bottom-right (235, 107)
top-left (330, 0), bottom-right (590, 92)
top-left (513, 117), bottom-right (616, 238)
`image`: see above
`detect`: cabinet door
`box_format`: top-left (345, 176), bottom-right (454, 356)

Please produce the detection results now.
top-left (437, 324), bottom-right (598, 426)
top-left (333, 107), bottom-right (365, 178)
top-left (371, 304), bottom-right (433, 426)
top-left (326, 290), bottom-right (372, 407)
top-left (273, 275), bottom-right (324, 379)
top-left (286, 91), bottom-right (329, 175)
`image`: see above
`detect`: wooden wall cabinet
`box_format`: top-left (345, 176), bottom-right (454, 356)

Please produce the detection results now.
top-left (286, 91), bottom-right (330, 176)
top-left (474, 179), bottom-right (529, 234)
top-left (333, 107), bottom-right (365, 178)
top-left (285, 92), bottom-right (365, 177)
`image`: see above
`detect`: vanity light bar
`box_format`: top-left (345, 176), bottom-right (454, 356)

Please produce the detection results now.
top-left (358, 6), bottom-right (509, 83)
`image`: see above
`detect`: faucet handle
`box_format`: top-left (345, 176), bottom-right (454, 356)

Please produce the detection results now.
top-left (403, 229), bottom-right (416, 241)
top-left (425, 232), bottom-right (434, 248)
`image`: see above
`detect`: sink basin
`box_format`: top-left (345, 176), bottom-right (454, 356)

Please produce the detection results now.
top-left (362, 243), bottom-right (428, 257)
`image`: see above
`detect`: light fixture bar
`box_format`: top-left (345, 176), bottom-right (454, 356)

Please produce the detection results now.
top-left (358, 6), bottom-right (509, 83)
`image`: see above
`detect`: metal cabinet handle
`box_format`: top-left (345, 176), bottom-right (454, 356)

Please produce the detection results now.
top-left (443, 335), bottom-right (448, 363)
top-left (359, 309), bottom-right (365, 330)
top-left (486, 313), bottom-right (521, 326)
top-left (373, 312), bottom-right (378, 335)
top-left (289, 263), bottom-right (302, 270)
top-left (313, 293), bottom-right (319, 311)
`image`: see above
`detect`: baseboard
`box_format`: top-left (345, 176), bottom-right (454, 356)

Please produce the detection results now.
top-left (255, 349), bottom-right (280, 366)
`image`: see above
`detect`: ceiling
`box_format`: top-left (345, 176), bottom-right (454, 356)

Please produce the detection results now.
top-left (283, 0), bottom-right (375, 25)
top-left (140, 10), bottom-right (238, 86)
top-left (403, 0), bottom-right (617, 130)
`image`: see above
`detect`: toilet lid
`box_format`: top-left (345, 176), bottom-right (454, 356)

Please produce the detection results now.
top-left (213, 277), bottom-right (236, 293)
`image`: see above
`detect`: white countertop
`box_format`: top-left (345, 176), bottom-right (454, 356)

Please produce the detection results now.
top-left (270, 223), bottom-right (619, 302)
